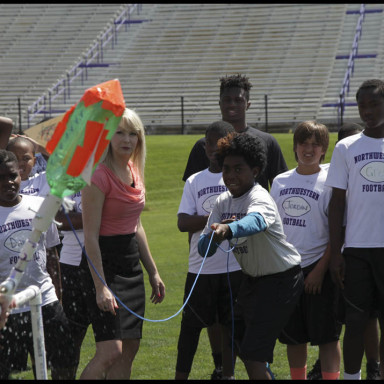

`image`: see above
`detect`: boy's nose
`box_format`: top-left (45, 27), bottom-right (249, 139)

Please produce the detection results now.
top-left (226, 99), bottom-right (236, 106)
top-left (225, 172), bottom-right (236, 180)
top-left (360, 108), bottom-right (371, 118)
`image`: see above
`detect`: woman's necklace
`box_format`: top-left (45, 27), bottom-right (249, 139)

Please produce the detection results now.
top-left (115, 163), bottom-right (135, 188)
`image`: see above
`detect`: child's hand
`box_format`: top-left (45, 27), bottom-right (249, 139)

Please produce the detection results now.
top-left (304, 267), bottom-right (325, 294)
top-left (0, 295), bottom-right (16, 329)
top-left (221, 215), bottom-right (236, 225)
top-left (330, 253), bottom-right (345, 290)
top-left (210, 223), bottom-right (231, 243)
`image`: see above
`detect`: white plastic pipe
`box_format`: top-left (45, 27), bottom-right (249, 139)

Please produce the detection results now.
top-left (12, 285), bottom-right (47, 380)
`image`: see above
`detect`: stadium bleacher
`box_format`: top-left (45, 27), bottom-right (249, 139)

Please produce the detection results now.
top-left (1, 3), bottom-right (384, 133)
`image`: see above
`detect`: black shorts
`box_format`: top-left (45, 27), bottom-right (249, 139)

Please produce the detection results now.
top-left (343, 248), bottom-right (384, 321)
top-left (233, 265), bottom-right (304, 364)
top-left (334, 285), bottom-right (379, 325)
top-left (0, 301), bottom-right (75, 379)
top-left (80, 234), bottom-right (145, 342)
top-left (61, 262), bottom-right (91, 330)
top-left (278, 261), bottom-right (342, 346)
top-left (60, 261), bottom-right (92, 367)
top-left (180, 270), bottom-right (243, 328)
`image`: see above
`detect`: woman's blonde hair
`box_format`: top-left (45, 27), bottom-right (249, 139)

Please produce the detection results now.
top-left (104, 108), bottom-right (146, 184)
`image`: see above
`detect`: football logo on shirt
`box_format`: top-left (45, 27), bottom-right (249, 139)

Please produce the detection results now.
top-left (202, 194), bottom-right (220, 213)
top-left (360, 162), bottom-right (384, 183)
top-left (5, 229), bottom-right (42, 265)
top-left (282, 196), bottom-right (311, 217)
top-left (4, 229), bottom-right (30, 253)
top-left (230, 237), bottom-right (247, 246)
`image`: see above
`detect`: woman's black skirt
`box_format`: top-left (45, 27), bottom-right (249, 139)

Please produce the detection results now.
top-left (80, 233), bottom-right (145, 342)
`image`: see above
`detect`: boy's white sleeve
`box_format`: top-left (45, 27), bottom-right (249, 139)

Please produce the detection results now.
top-left (322, 185), bottom-right (333, 217)
top-left (178, 178), bottom-right (197, 215)
top-left (46, 222), bottom-right (61, 248)
top-left (325, 144), bottom-right (348, 190)
top-left (201, 198), bottom-right (222, 235)
top-left (269, 179), bottom-right (280, 202)
top-left (247, 194), bottom-right (276, 228)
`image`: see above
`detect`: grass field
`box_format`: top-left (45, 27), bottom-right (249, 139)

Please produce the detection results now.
top-left (13, 132), bottom-right (371, 380)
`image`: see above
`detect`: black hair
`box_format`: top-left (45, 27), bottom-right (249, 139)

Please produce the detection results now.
top-left (6, 136), bottom-right (36, 155)
top-left (215, 132), bottom-right (266, 178)
top-left (356, 79), bottom-right (384, 101)
top-left (338, 122), bottom-right (363, 142)
top-left (219, 74), bottom-right (253, 101)
top-left (205, 120), bottom-right (235, 137)
top-left (0, 149), bottom-right (18, 167)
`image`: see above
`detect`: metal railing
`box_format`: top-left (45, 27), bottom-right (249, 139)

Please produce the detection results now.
top-left (26, 4), bottom-right (142, 128)
top-left (338, 3), bottom-right (365, 126)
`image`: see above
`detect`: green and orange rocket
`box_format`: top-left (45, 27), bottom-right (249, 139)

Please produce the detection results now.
top-left (46, 78), bottom-right (126, 197)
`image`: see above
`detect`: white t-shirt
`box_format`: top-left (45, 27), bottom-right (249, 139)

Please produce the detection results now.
top-left (203, 183), bottom-right (301, 277)
top-left (20, 171), bottom-right (50, 197)
top-left (31, 153), bottom-right (47, 175)
top-left (178, 169), bottom-right (241, 274)
top-left (325, 132), bottom-right (384, 248)
top-left (270, 164), bottom-right (331, 268)
top-left (59, 192), bottom-right (84, 266)
top-left (0, 195), bottom-right (60, 313)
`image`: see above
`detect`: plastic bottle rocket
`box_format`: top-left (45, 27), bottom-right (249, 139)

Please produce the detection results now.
top-left (46, 78), bottom-right (126, 197)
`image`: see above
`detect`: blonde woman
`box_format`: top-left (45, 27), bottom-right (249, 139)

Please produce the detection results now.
top-left (80, 108), bottom-right (165, 379)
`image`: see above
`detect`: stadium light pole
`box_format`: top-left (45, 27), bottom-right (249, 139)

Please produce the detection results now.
top-left (181, 96), bottom-right (185, 134)
top-left (18, 97), bottom-right (23, 134)
top-left (264, 94), bottom-right (268, 132)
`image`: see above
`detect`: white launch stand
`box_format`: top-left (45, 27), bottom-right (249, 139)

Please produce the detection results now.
top-left (0, 194), bottom-right (63, 380)
top-left (11, 285), bottom-right (47, 380)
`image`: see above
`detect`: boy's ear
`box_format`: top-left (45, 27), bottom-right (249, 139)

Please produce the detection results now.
top-left (253, 166), bottom-right (260, 178)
